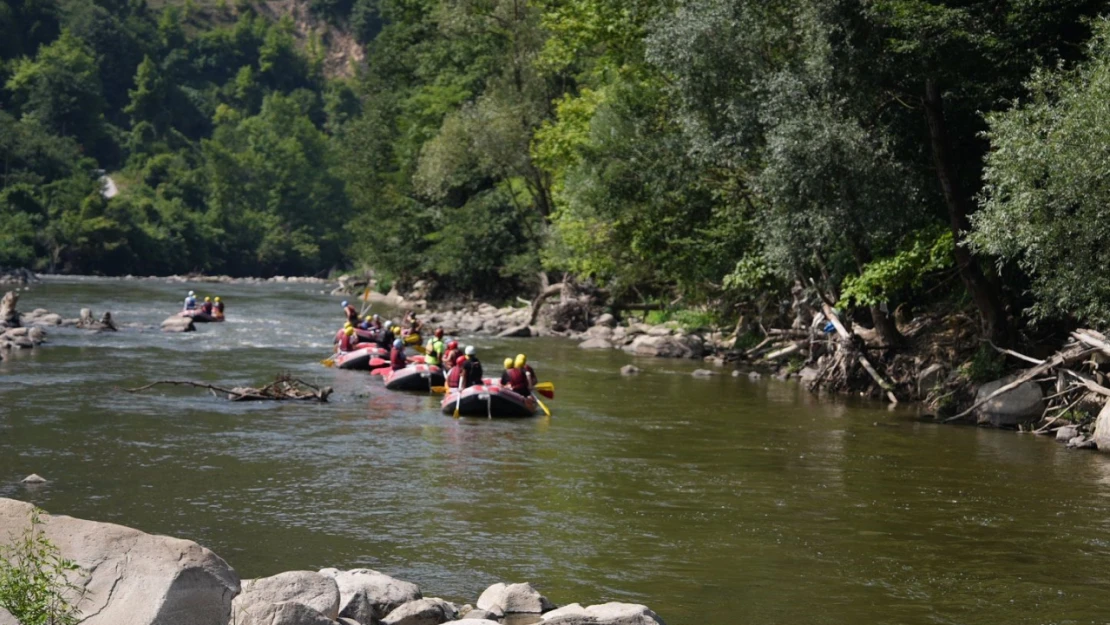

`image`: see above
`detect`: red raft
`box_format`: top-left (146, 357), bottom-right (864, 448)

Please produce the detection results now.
top-left (181, 310), bottom-right (223, 323)
top-left (334, 345), bottom-right (389, 370)
top-left (440, 383), bottom-right (538, 418)
top-left (383, 364), bottom-right (445, 391)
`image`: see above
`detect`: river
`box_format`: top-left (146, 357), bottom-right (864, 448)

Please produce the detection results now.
top-left (3, 277), bottom-right (1110, 625)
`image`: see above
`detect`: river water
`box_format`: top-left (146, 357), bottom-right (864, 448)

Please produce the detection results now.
top-left (3, 277), bottom-right (1110, 624)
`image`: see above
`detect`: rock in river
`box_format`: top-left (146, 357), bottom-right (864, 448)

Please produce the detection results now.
top-left (476, 582), bottom-right (554, 614)
top-left (161, 315), bottom-right (196, 333)
top-left (0, 498), bottom-right (239, 625)
top-left (319, 568), bottom-right (423, 623)
top-left (541, 602), bottom-right (667, 625)
top-left (233, 570), bottom-right (340, 621)
top-left (579, 338), bottom-right (613, 350)
top-left (382, 597), bottom-right (458, 625)
top-left (620, 365), bottom-right (640, 376)
top-left (973, 375), bottom-right (1045, 427)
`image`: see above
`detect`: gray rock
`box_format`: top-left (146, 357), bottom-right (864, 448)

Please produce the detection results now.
top-left (319, 568), bottom-right (422, 623)
top-left (620, 365), bottom-right (640, 376)
top-left (4, 327), bottom-right (28, 337)
top-left (0, 606), bottom-right (17, 625)
top-left (27, 326), bottom-right (44, 343)
top-left (476, 583), bottom-right (553, 614)
top-left (646, 326), bottom-right (672, 337)
top-left (0, 291), bottom-right (20, 329)
top-left (691, 369), bottom-right (715, 377)
top-left (541, 602), bottom-right (666, 625)
top-left (578, 338), bottom-right (613, 350)
top-left (973, 375), bottom-right (1045, 427)
top-left (444, 620), bottom-right (501, 625)
top-left (0, 497), bottom-right (239, 625)
top-left (1093, 401), bottom-right (1110, 452)
top-left (459, 317), bottom-right (485, 333)
top-left (459, 606), bottom-right (503, 621)
top-left (498, 325), bottom-right (532, 338)
top-left (161, 315), bottom-right (196, 333)
top-left (383, 598), bottom-right (458, 625)
top-left (797, 366), bottom-right (820, 383)
top-left (1068, 435), bottom-right (1097, 449)
top-left (30, 313), bottom-right (63, 326)
top-left (235, 601), bottom-right (334, 625)
top-left (748, 371), bottom-right (762, 380)
top-left (917, 363), bottom-right (946, 397)
top-left (593, 313), bottom-right (615, 327)
top-left (21, 473), bottom-right (46, 484)
top-left (233, 571), bottom-right (340, 620)
top-left (1056, 425), bottom-right (1080, 441)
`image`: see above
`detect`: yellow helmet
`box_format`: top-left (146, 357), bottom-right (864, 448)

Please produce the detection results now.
top-left (503, 358), bottom-right (513, 370)
top-left (345, 327), bottom-right (354, 336)
top-left (344, 322), bottom-right (353, 329)
top-left (365, 315), bottom-right (373, 321)
top-left (214, 297), bottom-right (221, 302)
top-left (514, 354), bottom-right (526, 368)
top-left (204, 296), bottom-right (211, 302)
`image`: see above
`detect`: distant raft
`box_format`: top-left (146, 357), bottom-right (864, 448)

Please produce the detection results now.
top-left (180, 310), bottom-right (223, 323)
top-left (383, 364), bottom-right (445, 391)
top-left (441, 383), bottom-right (538, 418)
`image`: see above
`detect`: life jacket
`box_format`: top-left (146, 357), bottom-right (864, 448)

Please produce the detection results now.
top-left (500, 370), bottom-right (512, 385)
top-left (184, 297), bottom-right (196, 310)
top-left (523, 364), bottom-right (537, 387)
top-left (425, 338), bottom-right (445, 366)
top-left (377, 330), bottom-right (394, 349)
top-left (390, 347), bottom-right (407, 370)
top-left (344, 305), bottom-right (359, 323)
top-left (442, 350), bottom-right (459, 369)
top-left (463, 358), bottom-right (483, 388)
top-left (215, 302), bottom-right (225, 314)
top-left (447, 364), bottom-right (465, 388)
top-left (506, 367), bottom-right (528, 394)
top-left (339, 333), bottom-right (353, 352)
top-left (201, 302), bottom-right (214, 315)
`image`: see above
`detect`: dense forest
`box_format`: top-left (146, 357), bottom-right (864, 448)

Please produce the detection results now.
top-left (5, 0), bottom-right (1110, 335)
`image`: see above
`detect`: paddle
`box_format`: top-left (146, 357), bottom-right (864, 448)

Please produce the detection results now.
top-left (453, 372), bottom-right (465, 418)
top-left (535, 395), bottom-right (552, 417)
top-left (358, 286), bottom-right (372, 318)
top-left (371, 366), bottom-right (391, 376)
top-left (411, 344), bottom-right (428, 355)
top-left (322, 357), bottom-right (335, 367)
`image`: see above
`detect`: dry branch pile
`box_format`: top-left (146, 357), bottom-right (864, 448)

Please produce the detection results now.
top-left (126, 374), bottom-right (332, 402)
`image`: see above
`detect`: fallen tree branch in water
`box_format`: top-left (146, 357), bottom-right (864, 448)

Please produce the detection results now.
top-left (124, 374), bottom-right (332, 402)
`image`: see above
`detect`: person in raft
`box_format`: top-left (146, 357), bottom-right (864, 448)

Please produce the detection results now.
top-left (500, 357), bottom-right (514, 385)
top-left (341, 300), bottom-right (359, 325)
top-left (462, 346), bottom-right (483, 388)
top-left (424, 328), bottom-right (446, 367)
top-left (214, 296), bottom-right (225, 319)
top-left (370, 313), bottom-right (383, 330)
top-left (446, 355), bottom-right (468, 389)
top-left (390, 339), bottom-right (407, 370)
top-left (183, 290), bottom-right (198, 311)
top-left (200, 296), bottom-right (215, 316)
top-left (334, 322), bottom-right (352, 347)
top-left (376, 321), bottom-right (396, 349)
top-left (517, 353), bottom-right (537, 391)
top-left (337, 325), bottom-right (358, 353)
top-left (505, 353), bottom-right (534, 396)
top-left (442, 340), bottom-right (460, 371)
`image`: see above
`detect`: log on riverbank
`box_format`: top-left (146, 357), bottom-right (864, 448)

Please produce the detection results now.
top-left (125, 374), bottom-right (333, 402)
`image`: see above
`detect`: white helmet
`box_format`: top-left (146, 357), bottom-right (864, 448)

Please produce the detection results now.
top-left (464, 345), bottom-right (475, 356)
top-left (188, 290), bottom-right (195, 296)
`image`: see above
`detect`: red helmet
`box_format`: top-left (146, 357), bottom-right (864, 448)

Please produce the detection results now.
top-left (456, 355), bottom-right (467, 366)
top-left (447, 340), bottom-right (458, 350)
top-left (434, 327), bottom-right (444, 338)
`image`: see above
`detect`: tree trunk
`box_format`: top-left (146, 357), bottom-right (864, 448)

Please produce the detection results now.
top-left (923, 79), bottom-right (1009, 343)
top-left (849, 244), bottom-right (903, 347)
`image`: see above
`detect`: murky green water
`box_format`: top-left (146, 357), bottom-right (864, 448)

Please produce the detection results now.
top-left (3, 278), bottom-right (1110, 624)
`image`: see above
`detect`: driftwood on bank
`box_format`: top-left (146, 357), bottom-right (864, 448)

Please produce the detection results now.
top-left (125, 374), bottom-right (332, 402)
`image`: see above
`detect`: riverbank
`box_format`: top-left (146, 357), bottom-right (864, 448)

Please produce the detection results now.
top-left (0, 497), bottom-right (666, 625)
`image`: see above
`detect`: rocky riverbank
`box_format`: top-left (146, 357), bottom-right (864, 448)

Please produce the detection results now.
top-left (0, 290), bottom-right (119, 357)
top-left (0, 498), bottom-right (666, 625)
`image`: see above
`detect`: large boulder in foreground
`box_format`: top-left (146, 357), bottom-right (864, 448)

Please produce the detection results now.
top-left (232, 571), bottom-right (340, 621)
top-left (476, 582), bottom-right (554, 614)
top-left (161, 315), bottom-right (195, 333)
top-left (973, 375), bottom-right (1045, 427)
top-left (320, 568), bottom-right (423, 623)
top-left (235, 601), bottom-right (335, 625)
top-left (541, 602), bottom-right (667, 625)
top-left (0, 498), bottom-right (239, 625)
top-left (1092, 402), bottom-right (1110, 452)
top-left (0, 607), bottom-right (18, 625)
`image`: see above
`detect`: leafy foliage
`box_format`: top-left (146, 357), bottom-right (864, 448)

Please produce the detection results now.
top-left (0, 508), bottom-right (84, 625)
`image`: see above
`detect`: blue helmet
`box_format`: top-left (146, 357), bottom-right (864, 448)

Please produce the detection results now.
top-left (393, 339), bottom-right (403, 348)
top-left (341, 300), bottom-right (349, 307)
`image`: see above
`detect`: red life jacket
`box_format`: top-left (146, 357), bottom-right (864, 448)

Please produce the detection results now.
top-left (344, 305), bottom-right (358, 323)
top-left (339, 333), bottom-right (353, 352)
top-left (443, 350), bottom-right (459, 369)
top-left (390, 347), bottom-right (407, 370)
top-left (215, 302), bottom-right (225, 313)
top-left (506, 367), bottom-right (528, 393)
top-left (201, 302), bottom-right (213, 315)
top-left (447, 365), bottom-right (465, 388)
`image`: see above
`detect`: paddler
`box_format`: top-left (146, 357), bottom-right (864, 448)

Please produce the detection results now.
top-left (214, 296), bottom-right (225, 319)
top-left (462, 345), bottom-right (483, 388)
top-left (371, 313), bottom-right (383, 330)
top-left (500, 357), bottom-right (514, 385)
top-left (424, 328), bottom-right (446, 367)
top-left (341, 300), bottom-right (359, 324)
top-left (516, 353), bottom-right (537, 392)
top-left (390, 339), bottom-right (407, 370)
top-left (442, 340), bottom-right (460, 370)
top-left (183, 290), bottom-right (197, 311)
top-left (200, 296), bottom-right (215, 316)
top-left (505, 353), bottom-right (531, 396)
top-left (377, 321), bottom-right (396, 349)
top-left (338, 325), bottom-right (358, 353)
top-left (334, 322), bottom-right (350, 346)
top-left (446, 355), bottom-right (467, 389)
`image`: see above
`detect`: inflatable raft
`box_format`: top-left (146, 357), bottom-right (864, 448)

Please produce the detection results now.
top-left (440, 384), bottom-right (538, 418)
top-left (334, 345), bottom-right (389, 370)
top-left (181, 310), bottom-right (223, 322)
top-left (383, 364), bottom-right (445, 391)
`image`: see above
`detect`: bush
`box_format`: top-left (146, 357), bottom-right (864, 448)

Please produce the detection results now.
top-left (0, 508), bottom-right (84, 625)
top-left (959, 345), bottom-right (1006, 384)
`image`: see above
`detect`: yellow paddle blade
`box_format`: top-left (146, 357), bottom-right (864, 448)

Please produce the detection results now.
top-left (404, 334), bottom-right (421, 345)
top-left (321, 358), bottom-right (335, 367)
top-left (453, 406), bottom-right (460, 419)
top-left (535, 396), bottom-right (552, 417)
top-left (534, 382), bottom-right (554, 392)
top-left (431, 386), bottom-right (448, 394)
top-left (411, 344), bottom-right (428, 355)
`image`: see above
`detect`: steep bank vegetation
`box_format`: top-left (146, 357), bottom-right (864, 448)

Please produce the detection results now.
top-left (7, 0), bottom-right (1110, 353)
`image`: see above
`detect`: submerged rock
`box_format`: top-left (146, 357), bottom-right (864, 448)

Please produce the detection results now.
top-left (620, 365), bottom-right (640, 376)
top-left (0, 498), bottom-right (239, 625)
top-left (541, 602), bottom-right (666, 625)
top-left (1055, 425), bottom-right (1080, 441)
top-left (691, 369), bottom-right (715, 377)
top-left (161, 315), bottom-right (196, 333)
top-left (20, 473), bottom-right (46, 484)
